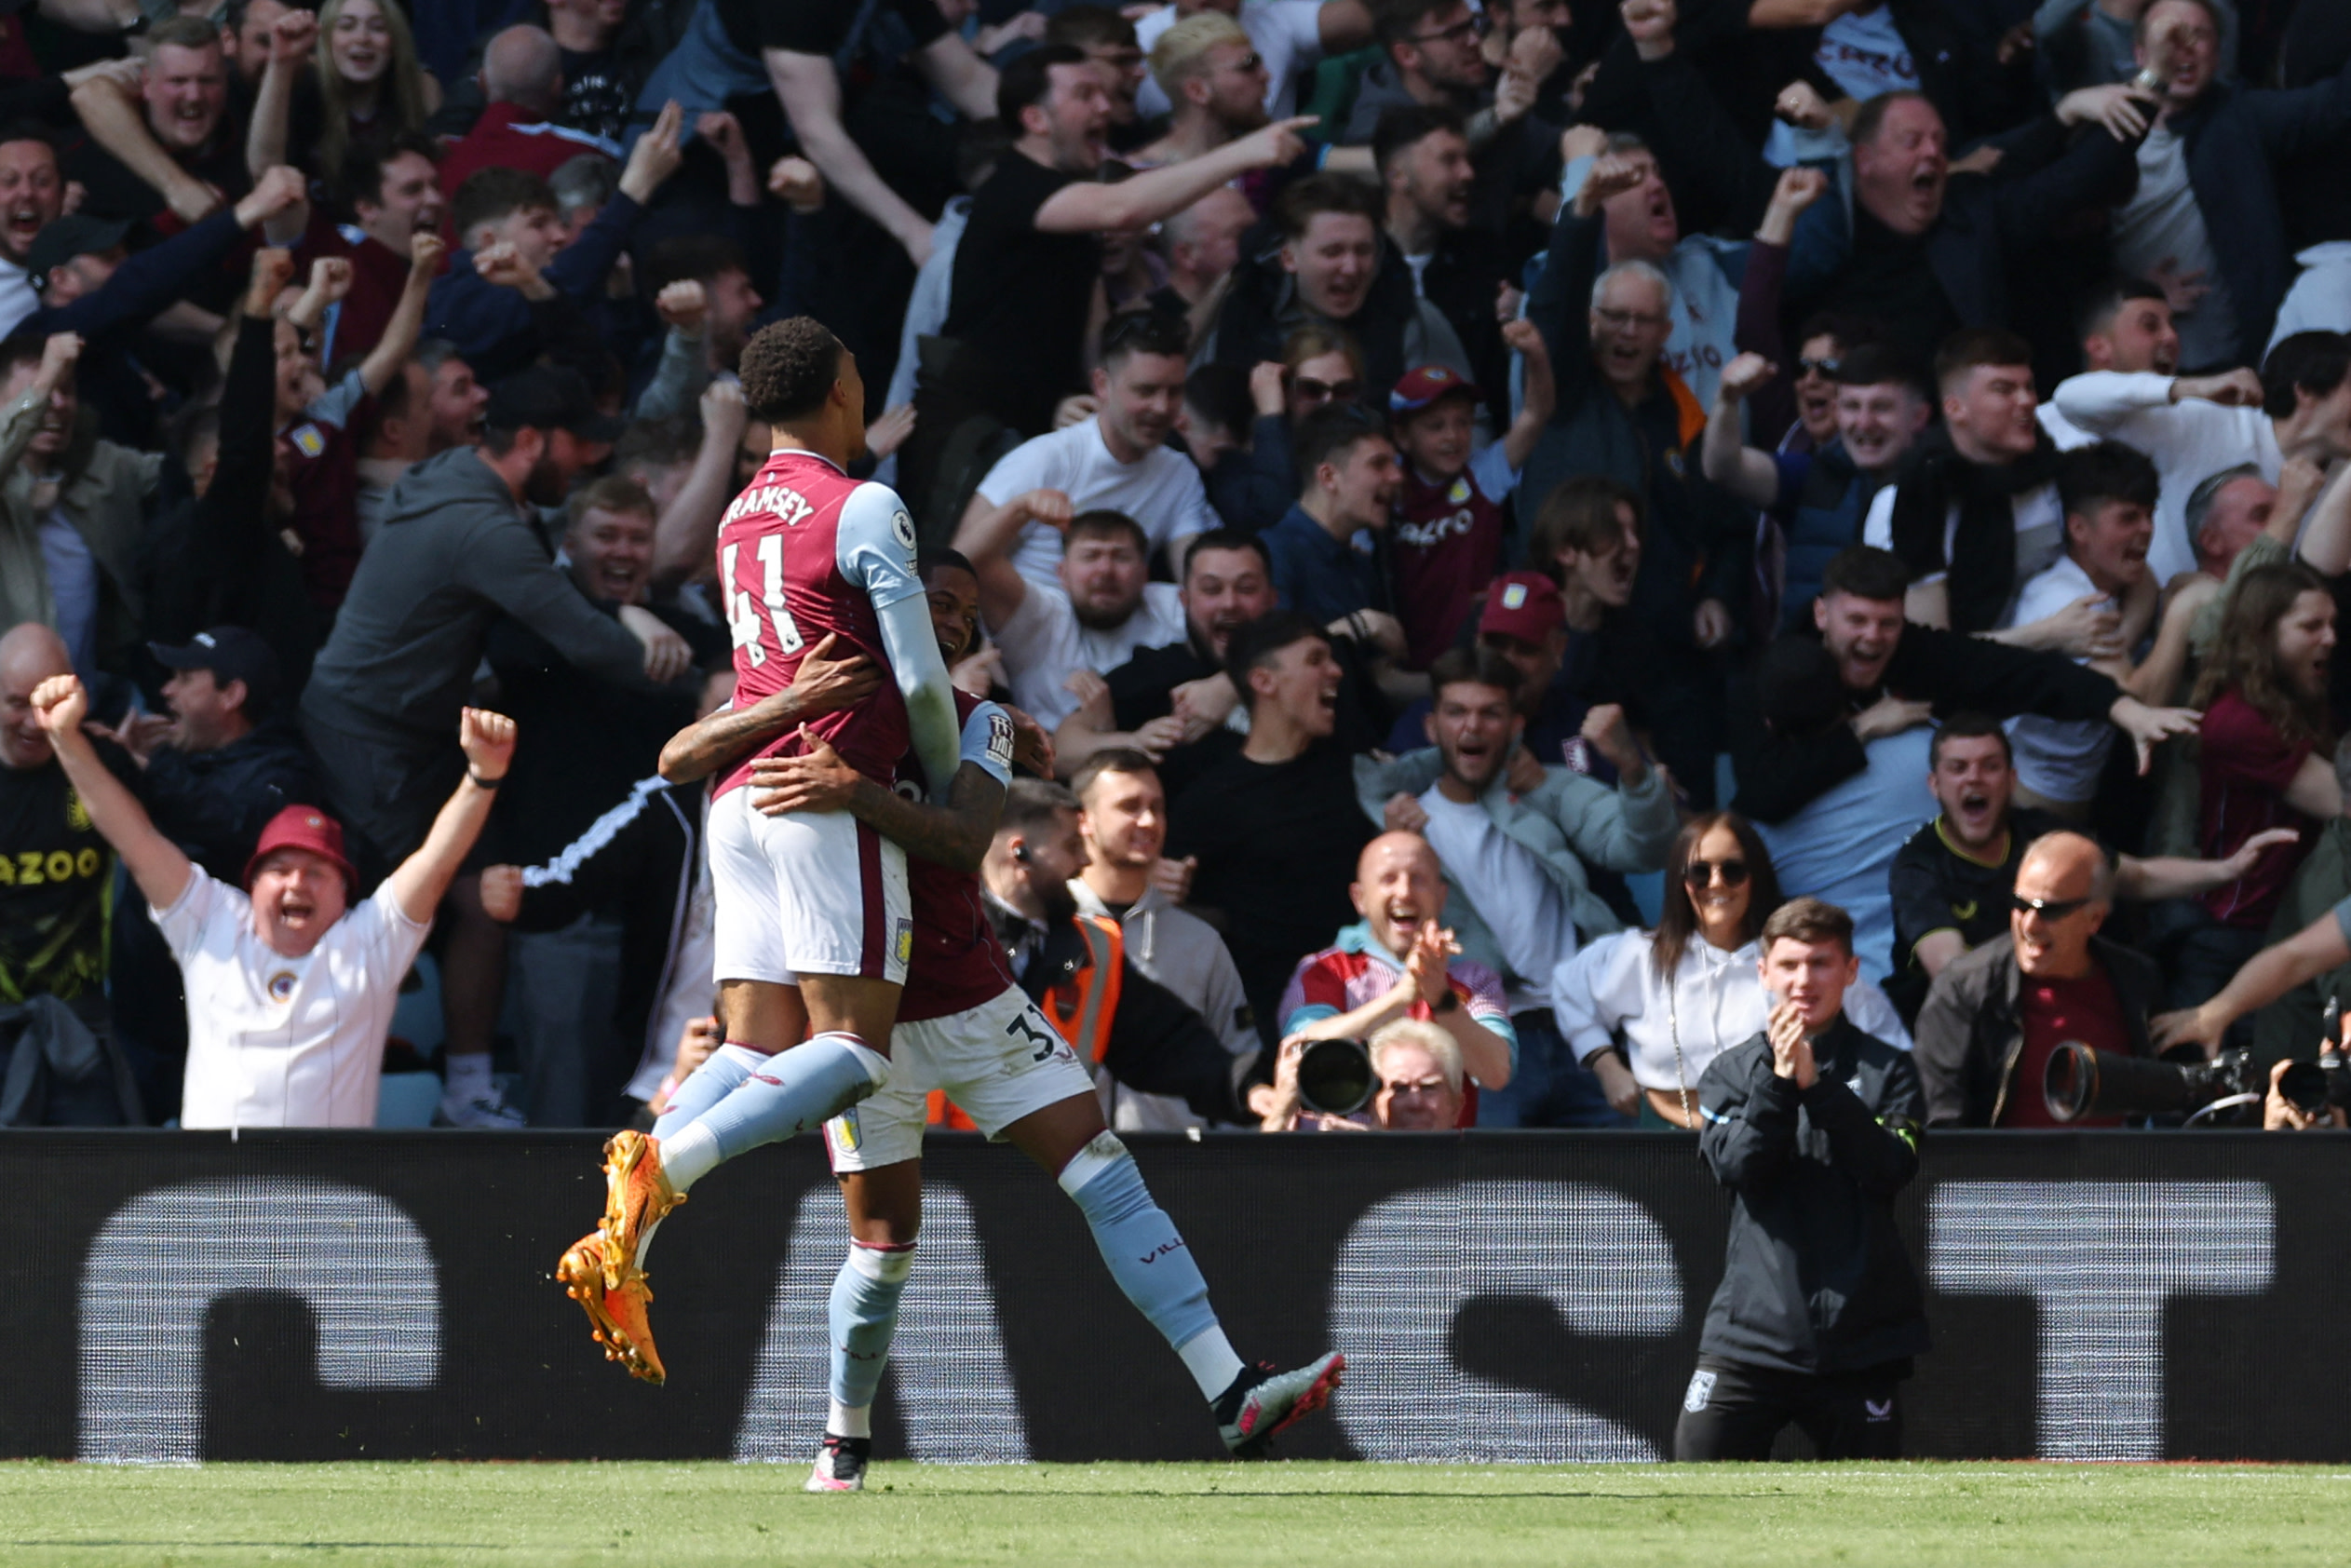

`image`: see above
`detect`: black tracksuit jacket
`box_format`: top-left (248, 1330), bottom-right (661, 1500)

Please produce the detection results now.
top-left (1695, 1013), bottom-right (1931, 1377)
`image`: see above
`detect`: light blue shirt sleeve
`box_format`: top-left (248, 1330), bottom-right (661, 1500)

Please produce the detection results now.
top-left (835, 480), bottom-right (926, 612)
top-left (961, 699), bottom-right (1017, 786)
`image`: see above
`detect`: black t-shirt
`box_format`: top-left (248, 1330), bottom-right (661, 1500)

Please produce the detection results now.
top-left (1166, 737), bottom-right (1376, 1046)
top-left (1108, 633), bottom-right (1388, 798)
top-left (717, 0), bottom-right (947, 59)
top-left (558, 47), bottom-right (633, 145)
top-left (941, 150), bottom-right (1098, 438)
top-left (0, 756), bottom-right (120, 1006)
top-left (1888, 806), bottom-right (2068, 977)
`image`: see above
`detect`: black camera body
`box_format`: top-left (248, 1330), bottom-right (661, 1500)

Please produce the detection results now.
top-left (2275, 1055), bottom-right (2351, 1116)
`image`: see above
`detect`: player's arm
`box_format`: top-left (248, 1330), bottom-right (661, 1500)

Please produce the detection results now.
top-left (385, 709), bottom-right (514, 925)
top-left (844, 484), bottom-right (962, 800)
top-left (750, 723), bottom-right (1009, 875)
top-left (27, 674), bottom-right (191, 911)
top-left (655, 633), bottom-right (881, 784)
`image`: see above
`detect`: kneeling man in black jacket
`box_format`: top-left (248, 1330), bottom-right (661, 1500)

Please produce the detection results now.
top-left (1676, 896), bottom-right (1929, 1461)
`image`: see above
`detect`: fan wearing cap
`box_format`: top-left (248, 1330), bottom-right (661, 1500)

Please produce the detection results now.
top-left (1385, 328), bottom-right (1552, 669)
top-left (29, 669), bottom-right (516, 1129)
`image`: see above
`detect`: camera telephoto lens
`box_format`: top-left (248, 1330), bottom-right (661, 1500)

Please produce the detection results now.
top-left (2277, 1060), bottom-right (2332, 1116)
top-left (1296, 1037), bottom-right (1374, 1115)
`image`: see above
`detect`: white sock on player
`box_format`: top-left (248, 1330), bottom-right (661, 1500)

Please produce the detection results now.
top-left (656, 1121), bottom-right (723, 1193)
top-left (1177, 1329), bottom-right (1246, 1402)
top-left (828, 1399), bottom-right (871, 1440)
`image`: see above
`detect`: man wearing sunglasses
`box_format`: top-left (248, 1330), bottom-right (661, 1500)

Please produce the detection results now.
top-left (1912, 831), bottom-right (2164, 1127)
top-left (1886, 714), bottom-right (2294, 1026)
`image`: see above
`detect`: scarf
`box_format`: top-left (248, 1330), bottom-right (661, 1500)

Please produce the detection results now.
top-left (1887, 426), bottom-right (2061, 634)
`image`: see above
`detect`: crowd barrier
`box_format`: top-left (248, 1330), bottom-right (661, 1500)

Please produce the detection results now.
top-left (4, 1130), bottom-right (2338, 1464)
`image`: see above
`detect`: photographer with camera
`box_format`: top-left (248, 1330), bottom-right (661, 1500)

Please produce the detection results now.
top-left (1676, 897), bottom-right (1926, 1462)
top-left (1261, 831), bottom-right (1517, 1128)
top-left (1914, 831), bottom-right (2165, 1128)
top-left (1255, 1018), bottom-right (1467, 1132)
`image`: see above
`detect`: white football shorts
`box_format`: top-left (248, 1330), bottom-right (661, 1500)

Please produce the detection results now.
top-left (824, 986), bottom-right (1099, 1171)
top-left (708, 785), bottom-right (912, 986)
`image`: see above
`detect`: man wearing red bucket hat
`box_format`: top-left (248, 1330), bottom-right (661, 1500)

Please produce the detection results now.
top-left (26, 669), bottom-right (514, 1129)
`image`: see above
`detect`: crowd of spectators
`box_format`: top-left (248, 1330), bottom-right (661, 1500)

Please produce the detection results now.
top-left (0, 0), bottom-right (2347, 1138)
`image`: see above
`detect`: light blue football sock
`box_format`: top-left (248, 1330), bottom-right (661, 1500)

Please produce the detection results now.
top-left (1058, 1132), bottom-right (1236, 1397)
top-left (651, 1044), bottom-right (768, 1141)
top-left (828, 1240), bottom-right (916, 1433)
top-left (657, 1033), bottom-right (889, 1193)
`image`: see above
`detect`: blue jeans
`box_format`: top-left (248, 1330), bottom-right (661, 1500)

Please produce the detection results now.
top-left (1475, 1011), bottom-right (1634, 1129)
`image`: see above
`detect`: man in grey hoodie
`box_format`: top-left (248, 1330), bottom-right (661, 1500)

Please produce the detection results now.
top-left (1069, 748), bottom-right (1258, 1129)
top-left (300, 364), bottom-right (670, 1126)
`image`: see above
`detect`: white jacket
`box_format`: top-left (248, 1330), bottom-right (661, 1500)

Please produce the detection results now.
top-left (1551, 931), bottom-right (1912, 1095)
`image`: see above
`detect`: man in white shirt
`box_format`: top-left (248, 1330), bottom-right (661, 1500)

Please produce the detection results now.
top-left (2050, 329), bottom-right (2351, 585)
top-left (955, 498), bottom-right (1186, 730)
top-left (1358, 645), bottom-right (1677, 1124)
top-left (2038, 278), bottom-right (2181, 452)
top-left (2003, 442), bottom-right (2163, 816)
top-left (1132, 0), bottom-right (1371, 121)
top-left (30, 674), bottom-right (514, 1129)
top-left (960, 309), bottom-right (1218, 587)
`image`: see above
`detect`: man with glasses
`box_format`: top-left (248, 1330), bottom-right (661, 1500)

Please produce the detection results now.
top-left (1132, 0), bottom-right (1374, 123)
top-left (1522, 148), bottom-right (1747, 805)
top-left (1256, 1016), bottom-right (1467, 1129)
top-left (1912, 831), bottom-right (2164, 1127)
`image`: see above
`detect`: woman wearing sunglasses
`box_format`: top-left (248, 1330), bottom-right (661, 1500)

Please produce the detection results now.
top-left (1213, 324), bottom-right (1371, 532)
top-left (1551, 811), bottom-right (1912, 1127)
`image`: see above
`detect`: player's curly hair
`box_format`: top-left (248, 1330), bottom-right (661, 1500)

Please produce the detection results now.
top-left (739, 317), bottom-right (844, 424)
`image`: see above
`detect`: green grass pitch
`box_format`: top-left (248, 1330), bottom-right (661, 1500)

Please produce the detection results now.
top-left (7, 1460), bottom-right (2350, 1566)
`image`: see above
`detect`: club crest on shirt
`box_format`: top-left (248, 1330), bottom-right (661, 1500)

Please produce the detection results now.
top-left (64, 790), bottom-right (90, 832)
top-left (1447, 477), bottom-right (1471, 506)
top-left (894, 917), bottom-right (914, 966)
top-left (265, 971), bottom-right (298, 1003)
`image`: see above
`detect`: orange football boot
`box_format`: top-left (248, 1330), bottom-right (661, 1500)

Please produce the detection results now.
top-left (557, 1231), bottom-right (666, 1385)
top-left (598, 1129), bottom-right (684, 1271)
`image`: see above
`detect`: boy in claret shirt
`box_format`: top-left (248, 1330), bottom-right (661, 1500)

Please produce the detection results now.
top-left (1385, 318), bottom-right (1554, 668)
